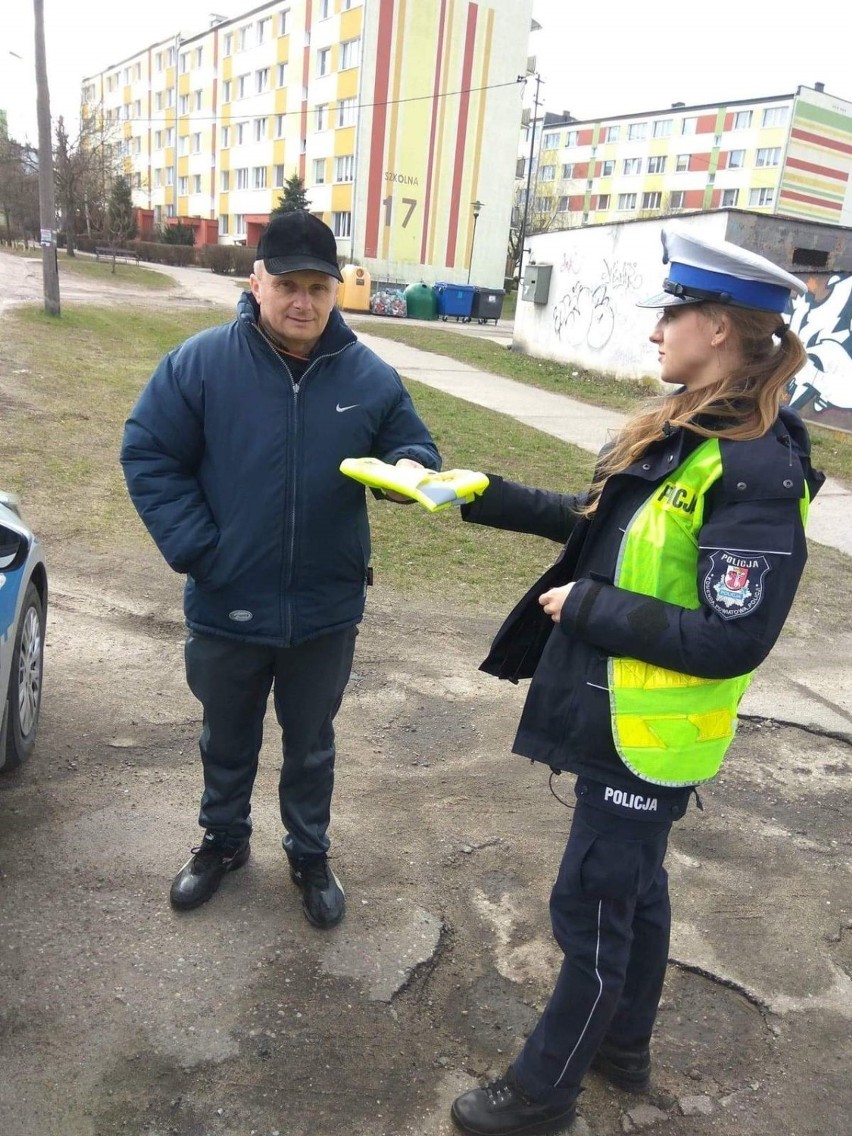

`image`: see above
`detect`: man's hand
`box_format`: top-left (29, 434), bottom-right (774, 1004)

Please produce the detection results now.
top-left (539, 582), bottom-right (575, 622)
top-left (384, 457), bottom-right (424, 504)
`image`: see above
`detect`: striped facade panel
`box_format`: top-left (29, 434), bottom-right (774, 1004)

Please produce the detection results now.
top-left (779, 93), bottom-right (852, 225)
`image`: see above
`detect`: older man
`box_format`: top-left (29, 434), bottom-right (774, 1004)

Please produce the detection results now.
top-left (121, 212), bottom-right (439, 927)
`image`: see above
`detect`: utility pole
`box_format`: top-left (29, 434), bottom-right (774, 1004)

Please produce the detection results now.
top-left (33, 0), bottom-right (60, 315)
top-left (517, 70), bottom-right (543, 288)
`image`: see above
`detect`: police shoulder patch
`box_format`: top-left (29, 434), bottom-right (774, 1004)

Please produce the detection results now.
top-left (702, 551), bottom-right (770, 620)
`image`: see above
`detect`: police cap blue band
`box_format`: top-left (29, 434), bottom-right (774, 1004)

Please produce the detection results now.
top-left (666, 262), bottom-right (790, 313)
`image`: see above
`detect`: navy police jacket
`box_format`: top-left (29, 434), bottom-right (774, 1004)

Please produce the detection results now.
top-left (461, 407), bottom-right (823, 797)
top-left (121, 292), bottom-right (440, 646)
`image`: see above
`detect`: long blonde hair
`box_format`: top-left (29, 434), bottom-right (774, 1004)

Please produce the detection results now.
top-left (579, 304), bottom-right (807, 516)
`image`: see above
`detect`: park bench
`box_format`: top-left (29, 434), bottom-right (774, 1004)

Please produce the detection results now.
top-left (94, 246), bottom-right (140, 265)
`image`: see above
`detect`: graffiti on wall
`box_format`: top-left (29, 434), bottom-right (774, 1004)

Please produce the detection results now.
top-left (787, 274), bottom-right (852, 433)
top-left (552, 257), bottom-right (644, 352)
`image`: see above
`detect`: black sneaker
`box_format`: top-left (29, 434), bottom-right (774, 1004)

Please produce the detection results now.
top-left (451, 1069), bottom-right (575, 1136)
top-left (169, 833), bottom-right (251, 911)
top-left (591, 1039), bottom-right (651, 1093)
top-left (286, 849), bottom-right (345, 929)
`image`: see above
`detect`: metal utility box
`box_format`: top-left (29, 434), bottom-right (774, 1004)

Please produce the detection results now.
top-left (522, 263), bottom-right (552, 304)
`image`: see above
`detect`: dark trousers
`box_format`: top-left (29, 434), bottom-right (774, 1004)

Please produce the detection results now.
top-left (513, 789), bottom-right (675, 1105)
top-left (184, 626), bottom-right (358, 857)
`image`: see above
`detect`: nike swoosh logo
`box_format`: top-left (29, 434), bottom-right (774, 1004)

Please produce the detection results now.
top-left (336, 403), bottom-right (359, 413)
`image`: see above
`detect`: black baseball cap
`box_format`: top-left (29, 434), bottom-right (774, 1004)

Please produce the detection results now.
top-left (256, 211), bottom-right (343, 281)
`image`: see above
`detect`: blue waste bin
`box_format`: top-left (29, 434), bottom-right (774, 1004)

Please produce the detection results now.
top-left (433, 282), bottom-right (476, 322)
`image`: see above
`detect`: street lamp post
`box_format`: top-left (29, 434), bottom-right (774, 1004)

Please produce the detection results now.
top-left (467, 199), bottom-right (483, 285)
top-left (33, 0), bottom-right (60, 315)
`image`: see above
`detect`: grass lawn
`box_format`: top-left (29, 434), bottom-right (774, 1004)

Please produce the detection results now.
top-left (0, 304), bottom-right (592, 610)
top-left (4, 246), bottom-right (172, 289)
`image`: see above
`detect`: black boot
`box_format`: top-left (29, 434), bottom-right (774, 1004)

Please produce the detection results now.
top-left (451, 1069), bottom-right (575, 1136)
top-left (286, 848), bottom-right (345, 929)
top-left (591, 1039), bottom-right (651, 1093)
top-left (169, 833), bottom-right (250, 911)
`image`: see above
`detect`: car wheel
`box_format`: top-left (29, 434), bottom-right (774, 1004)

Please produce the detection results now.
top-left (4, 582), bottom-right (45, 769)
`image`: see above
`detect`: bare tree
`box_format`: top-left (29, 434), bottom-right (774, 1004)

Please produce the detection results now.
top-left (0, 134), bottom-right (40, 245)
top-left (54, 108), bottom-right (123, 254)
top-left (506, 182), bottom-right (569, 279)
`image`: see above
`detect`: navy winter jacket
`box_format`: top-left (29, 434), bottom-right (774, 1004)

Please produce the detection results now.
top-left (461, 408), bottom-right (823, 796)
top-left (121, 293), bottom-right (440, 646)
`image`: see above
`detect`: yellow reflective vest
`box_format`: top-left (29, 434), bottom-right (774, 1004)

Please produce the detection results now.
top-left (609, 437), bottom-right (809, 786)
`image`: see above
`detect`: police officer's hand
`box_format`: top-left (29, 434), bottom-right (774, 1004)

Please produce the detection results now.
top-left (539, 583), bottom-right (575, 622)
top-left (384, 457), bottom-right (425, 504)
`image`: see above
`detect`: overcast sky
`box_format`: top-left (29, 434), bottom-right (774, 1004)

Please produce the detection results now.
top-left (3, 0), bottom-right (850, 144)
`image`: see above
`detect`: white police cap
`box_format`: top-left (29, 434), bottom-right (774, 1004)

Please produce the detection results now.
top-left (637, 223), bottom-right (807, 313)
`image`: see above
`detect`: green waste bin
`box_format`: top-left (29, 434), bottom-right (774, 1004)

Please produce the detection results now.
top-left (404, 282), bottom-right (439, 320)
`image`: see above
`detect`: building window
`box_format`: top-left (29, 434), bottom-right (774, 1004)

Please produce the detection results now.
top-left (557, 196), bottom-right (568, 212)
top-left (254, 117), bottom-right (267, 141)
top-left (756, 146), bottom-right (781, 167)
top-left (237, 74), bottom-right (249, 98)
top-left (234, 214), bottom-right (246, 236)
top-left (721, 189), bottom-right (739, 206)
top-left (179, 135), bottom-right (189, 155)
top-left (542, 130), bottom-right (561, 149)
top-left (279, 10), bottom-right (289, 35)
top-left (565, 129), bottom-right (579, 147)
top-left (192, 133), bottom-right (202, 153)
top-left (165, 168), bottom-right (174, 186)
top-left (315, 104), bottom-right (328, 130)
top-left (155, 54), bottom-right (163, 73)
top-left (653, 119), bottom-right (672, 138)
top-left (313, 158), bottom-right (326, 184)
top-left (601, 159), bottom-right (614, 176)
top-left (134, 99), bottom-right (141, 117)
top-left (617, 193), bottom-right (637, 210)
top-left (256, 68), bottom-right (270, 94)
top-left (236, 121), bottom-right (248, 144)
top-left (622, 157), bottom-right (641, 175)
top-left (221, 171), bottom-right (229, 191)
top-left (336, 98), bottom-right (356, 128)
top-left (238, 25), bottom-right (252, 51)
top-left (277, 63), bottom-right (288, 86)
top-left (728, 148), bottom-right (745, 168)
top-left (340, 39), bottom-right (360, 69)
top-left (222, 126), bottom-right (230, 147)
top-left (179, 52), bottom-right (189, 74)
top-left (597, 193), bottom-right (610, 210)
top-left (165, 127), bottom-right (174, 146)
top-left (253, 166), bottom-right (267, 189)
top-left (749, 187), bottom-right (775, 207)
top-left (155, 92), bottom-right (163, 111)
top-left (275, 114), bottom-right (285, 137)
top-left (154, 168), bottom-right (162, 187)
top-left (562, 163), bottom-right (575, 178)
top-left (133, 172), bottom-right (141, 189)
top-left (317, 47), bottom-right (331, 76)
top-left (676, 154), bottom-right (689, 172)
top-left (194, 90), bottom-right (203, 111)
top-left (257, 16), bottom-right (271, 42)
top-left (628, 122), bottom-right (647, 140)
top-left (647, 155), bottom-right (666, 174)
top-left (642, 191), bottom-right (662, 209)
top-left (193, 174), bottom-right (202, 193)
top-left (134, 63), bottom-right (141, 81)
top-left (224, 33), bottom-right (233, 55)
top-left (166, 204), bottom-right (175, 218)
top-left (223, 80), bottom-right (231, 102)
top-left (194, 47), bottom-right (203, 67)
top-left (236, 167), bottom-right (249, 189)
top-left (604, 125), bottom-right (619, 142)
top-left (539, 165), bottom-right (556, 181)
top-left (220, 214), bottom-right (229, 235)
top-left (274, 164), bottom-right (285, 186)
top-left (762, 106), bottom-right (789, 128)
top-left (334, 154), bottom-right (354, 182)
top-left (332, 211), bottom-right (352, 238)
top-left (733, 109), bottom-right (753, 129)
top-left (670, 190), bottom-right (685, 209)
top-left (516, 157), bottom-right (526, 178)
top-left (154, 130), bottom-right (163, 149)
top-left (167, 47), bottom-right (175, 66)
top-left (681, 117), bottom-right (698, 135)
top-left (319, 0), bottom-right (331, 17)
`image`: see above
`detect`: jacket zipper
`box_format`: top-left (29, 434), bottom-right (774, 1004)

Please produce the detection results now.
top-left (251, 326), bottom-right (355, 644)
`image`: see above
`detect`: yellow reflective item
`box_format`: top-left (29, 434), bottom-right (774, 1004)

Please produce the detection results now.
top-left (340, 457), bottom-right (489, 512)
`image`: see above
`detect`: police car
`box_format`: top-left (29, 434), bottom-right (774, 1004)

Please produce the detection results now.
top-left (0, 492), bottom-right (47, 772)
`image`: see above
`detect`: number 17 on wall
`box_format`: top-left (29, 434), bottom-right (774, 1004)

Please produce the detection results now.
top-left (383, 196), bottom-right (418, 227)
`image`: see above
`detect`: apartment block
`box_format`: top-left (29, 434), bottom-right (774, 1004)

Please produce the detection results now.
top-left (519, 84), bottom-right (852, 231)
top-left (81, 0), bottom-right (533, 285)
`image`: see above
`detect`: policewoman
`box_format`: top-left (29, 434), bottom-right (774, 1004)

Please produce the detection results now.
top-left (450, 226), bottom-right (824, 1136)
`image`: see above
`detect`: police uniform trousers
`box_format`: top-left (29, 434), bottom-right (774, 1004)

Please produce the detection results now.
top-left (184, 625), bottom-right (358, 856)
top-left (512, 777), bottom-right (690, 1105)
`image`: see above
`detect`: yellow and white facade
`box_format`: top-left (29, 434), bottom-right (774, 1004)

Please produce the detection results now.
top-left (82, 0), bottom-right (533, 284)
top-left (522, 85), bottom-right (852, 231)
